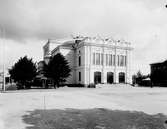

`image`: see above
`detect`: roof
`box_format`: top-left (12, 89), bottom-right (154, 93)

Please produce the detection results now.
top-left (47, 36), bottom-right (131, 46)
top-left (48, 38), bottom-right (73, 44)
top-left (143, 78), bottom-right (150, 81)
top-left (150, 60), bottom-right (167, 66)
top-left (46, 35), bottom-right (133, 55)
top-left (61, 40), bottom-right (75, 47)
top-left (38, 60), bottom-right (44, 64)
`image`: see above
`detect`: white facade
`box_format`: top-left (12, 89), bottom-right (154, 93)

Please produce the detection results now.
top-left (43, 36), bottom-right (133, 86)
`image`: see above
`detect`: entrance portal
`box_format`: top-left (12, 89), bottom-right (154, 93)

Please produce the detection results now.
top-left (107, 72), bottom-right (114, 84)
top-left (94, 72), bottom-right (101, 84)
top-left (119, 72), bottom-right (125, 83)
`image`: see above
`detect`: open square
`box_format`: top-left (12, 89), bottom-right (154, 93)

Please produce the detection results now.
top-left (1, 85), bottom-right (167, 129)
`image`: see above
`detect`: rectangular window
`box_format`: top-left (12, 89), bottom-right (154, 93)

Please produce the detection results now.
top-left (79, 72), bottom-right (81, 81)
top-left (122, 56), bottom-right (124, 66)
top-left (108, 54), bottom-right (110, 66)
top-left (93, 53), bottom-right (104, 65)
top-left (108, 54), bottom-right (111, 66)
top-left (125, 56), bottom-right (127, 66)
top-left (120, 55), bottom-right (124, 66)
top-left (101, 53), bottom-right (103, 65)
top-left (111, 54), bottom-right (113, 66)
top-left (96, 53), bottom-right (100, 65)
top-left (117, 55), bottom-right (119, 66)
top-left (106, 54), bottom-right (108, 66)
top-left (93, 53), bottom-right (95, 65)
top-left (113, 55), bottom-right (115, 66)
top-left (79, 56), bottom-right (81, 66)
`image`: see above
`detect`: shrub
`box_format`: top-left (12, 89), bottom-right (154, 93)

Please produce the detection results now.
top-left (6, 84), bottom-right (17, 91)
top-left (16, 82), bottom-right (24, 89)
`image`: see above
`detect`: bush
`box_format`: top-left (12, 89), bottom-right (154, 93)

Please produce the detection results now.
top-left (6, 84), bottom-right (17, 91)
top-left (88, 83), bottom-right (96, 88)
top-left (25, 82), bottom-right (32, 89)
top-left (16, 82), bottom-right (25, 89)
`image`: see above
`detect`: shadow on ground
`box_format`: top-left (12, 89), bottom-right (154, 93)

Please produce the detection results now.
top-left (22, 108), bottom-right (167, 129)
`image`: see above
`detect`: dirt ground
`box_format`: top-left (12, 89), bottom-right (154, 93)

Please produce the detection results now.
top-left (1, 84), bottom-right (167, 129)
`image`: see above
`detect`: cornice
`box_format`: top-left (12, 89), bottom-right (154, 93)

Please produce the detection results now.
top-left (77, 42), bottom-right (133, 50)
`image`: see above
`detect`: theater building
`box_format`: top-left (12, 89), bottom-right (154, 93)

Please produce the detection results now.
top-left (43, 36), bottom-right (133, 86)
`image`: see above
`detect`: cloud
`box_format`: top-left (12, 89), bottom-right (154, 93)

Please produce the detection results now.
top-left (0, 0), bottom-right (165, 41)
top-left (0, 0), bottom-right (167, 74)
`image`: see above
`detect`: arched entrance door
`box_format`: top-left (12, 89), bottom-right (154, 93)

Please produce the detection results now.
top-left (119, 72), bottom-right (125, 83)
top-left (94, 72), bottom-right (101, 84)
top-left (107, 72), bottom-right (114, 84)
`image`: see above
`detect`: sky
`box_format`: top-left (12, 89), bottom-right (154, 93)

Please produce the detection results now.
top-left (0, 0), bottom-right (167, 75)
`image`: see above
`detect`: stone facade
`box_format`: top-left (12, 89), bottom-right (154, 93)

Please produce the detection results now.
top-left (43, 36), bottom-right (133, 86)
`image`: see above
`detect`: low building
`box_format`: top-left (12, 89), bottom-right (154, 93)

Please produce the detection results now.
top-left (150, 60), bottom-right (167, 86)
top-left (43, 36), bottom-right (133, 86)
top-left (35, 61), bottom-right (48, 87)
top-left (37, 61), bottom-right (45, 75)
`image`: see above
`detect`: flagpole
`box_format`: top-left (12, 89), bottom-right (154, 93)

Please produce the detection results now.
top-left (1, 27), bottom-right (5, 91)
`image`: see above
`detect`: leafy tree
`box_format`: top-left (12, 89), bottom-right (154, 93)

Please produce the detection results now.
top-left (44, 53), bottom-right (71, 88)
top-left (9, 56), bottom-right (37, 89)
top-left (132, 70), bottom-right (143, 85)
top-left (136, 70), bottom-right (142, 78)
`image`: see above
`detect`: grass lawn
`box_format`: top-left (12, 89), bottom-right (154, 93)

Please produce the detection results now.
top-left (23, 108), bottom-right (167, 129)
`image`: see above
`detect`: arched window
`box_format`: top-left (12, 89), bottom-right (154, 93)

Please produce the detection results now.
top-left (107, 72), bottom-right (114, 84)
top-left (94, 72), bottom-right (101, 84)
top-left (119, 72), bottom-right (125, 83)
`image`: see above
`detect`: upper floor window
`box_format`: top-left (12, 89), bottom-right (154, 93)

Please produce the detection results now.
top-left (117, 55), bottom-right (127, 67)
top-left (109, 54), bottom-right (112, 66)
top-left (93, 53), bottom-right (95, 65)
top-left (79, 56), bottom-right (81, 66)
top-left (93, 52), bottom-right (103, 65)
top-left (106, 54), bottom-right (109, 66)
top-left (96, 53), bottom-right (100, 65)
top-left (113, 55), bottom-right (115, 66)
top-left (120, 55), bottom-right (124, 66)
top-left (124, 56), bottom-right (127, 66)
top-left (93, 52), bottom-right (122, 67)
top-left (106, 54), bottom-right (116, 66)
top-left (117, 55), bottom-right (119, 66)
top-left (101, 53), bottom-right (103, 65)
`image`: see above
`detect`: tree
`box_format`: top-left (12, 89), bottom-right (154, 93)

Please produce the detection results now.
top-left (9, 56), bottom-right (37, 89)
top-left (132, 70), bottom-right (143, 86)
top-left (44, 53), bottom-right (71, 88)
